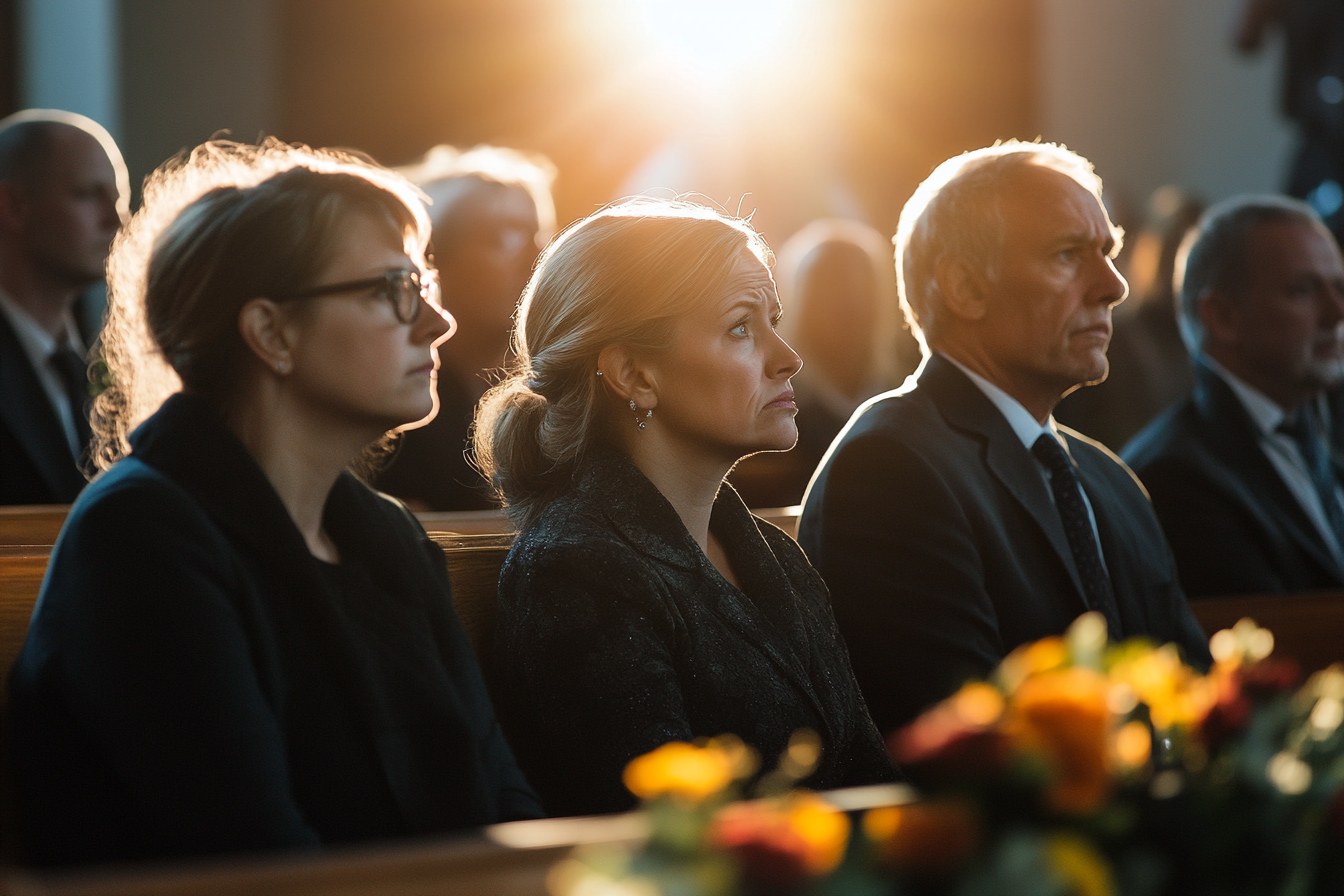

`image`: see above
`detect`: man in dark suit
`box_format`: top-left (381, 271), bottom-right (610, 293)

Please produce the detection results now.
top-left (1124, 196), bottom-right (1344, 597)
top-left (799, 141), bottom-right (1210, 734)
top-left (0, 110), bottom-right (127, 505)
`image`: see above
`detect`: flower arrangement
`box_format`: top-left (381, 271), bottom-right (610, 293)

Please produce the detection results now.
top-left (550, 613), bottom-right (1344, 896)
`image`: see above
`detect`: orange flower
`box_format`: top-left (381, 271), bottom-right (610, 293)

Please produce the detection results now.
top-left (711, 793), bottom-right (851, 888)
top-left (623, 741), bottom-right (735, 803)
top-left (863, 799), bottom-right (980, 875)
top-left (890, 682), bottom-right (1010, 781)
top-left (1009, 667), bottom-right (1113, 814)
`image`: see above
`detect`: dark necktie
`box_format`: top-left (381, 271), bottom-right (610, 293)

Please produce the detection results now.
top-left (49, 343), bottom-right (93, 461)
top-left (1031, 433), bottom-right (1123, 640)
top-left (1278, 404), bottom-right (1344, 555)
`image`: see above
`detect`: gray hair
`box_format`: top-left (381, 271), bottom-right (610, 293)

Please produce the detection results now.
top-left (893, 140), bottom-right (1119, 345)
top-left (1176, 194), bottom-right (1325, 352)
top-left (397, 144), bottom-right (557, 248)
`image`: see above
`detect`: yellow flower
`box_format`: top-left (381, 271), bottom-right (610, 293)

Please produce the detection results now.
top-left (623, 741), bottom-right (735, 803)
top-left (999, 636), bottom-right (1070, 691)
top-left (1009, 667), bottom-right (1113, 814)
top-left (1046, 833), bottom-right (1116, 896)
top-left (1108, 645), bottom-right (1209, 731)
top-left (787, 793), bottom-right (851, 875)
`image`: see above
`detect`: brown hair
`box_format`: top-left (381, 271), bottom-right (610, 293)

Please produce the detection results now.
top-left (93, 138), bottom-right (429, 470)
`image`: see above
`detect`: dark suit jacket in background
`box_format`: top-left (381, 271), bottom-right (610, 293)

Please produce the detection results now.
top-left (1123, 360), bottom-right (1344, 597)
top-left (375, 368), bottom-right (496, 511)
top-left (9, 394), bottom-right (539, 867)
top-left (798, 355), bottom-right (1211, 735)
top-left (493, 447), bottom-right (895, 818)
top-left (0, 309), bottom-right (89, 504)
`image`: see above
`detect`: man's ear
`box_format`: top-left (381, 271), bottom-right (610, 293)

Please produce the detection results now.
top-left (1197, 289), bottom-right (1243, 348)
top-left (237, 298), bottom-right (298, 376)
top-left (597, 343), bottom-right (658, 410)
top-left (935, 257), bottom-right (990, 322)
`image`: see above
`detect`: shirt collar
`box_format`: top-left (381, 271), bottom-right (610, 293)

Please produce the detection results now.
top-left (940, 351), bottom-right (1057, 451)
top-left (1200, 354), bottom-right (1286, 436)
top-left (0, 290), bottom-right (86, 359)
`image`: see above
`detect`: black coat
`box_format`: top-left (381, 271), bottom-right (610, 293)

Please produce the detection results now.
top-left (798, 355), bottom-right (1211, 735)
top-left (9, 394), bottom-right (539, 867)
top-left (0, 309), bottom-right (88, 504)
top-left (1123, 360), bottom-right (1344, 597)
top-left (492, 447), bottom-right (895, 817)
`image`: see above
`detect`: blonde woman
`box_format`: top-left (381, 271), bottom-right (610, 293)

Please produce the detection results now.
top-left (477, 199), bottom-right (895, 817)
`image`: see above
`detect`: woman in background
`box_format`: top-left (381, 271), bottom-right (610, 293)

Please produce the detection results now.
top-left (9, 139), bottom-right (539, 867)
top-left (477, 199), bottom-right (894, 817)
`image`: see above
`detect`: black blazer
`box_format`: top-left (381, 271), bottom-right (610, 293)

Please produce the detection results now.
top-left (1123, 361), bottom-right (1344, 596)
top-left (0, 311), bottom-right (88, 504)
top-left (492, 447), bottom-right (895, 817)
top-left (8, 394), bottom-right (540, 867)
top-left (798, 355), bottom-right (1211, 735)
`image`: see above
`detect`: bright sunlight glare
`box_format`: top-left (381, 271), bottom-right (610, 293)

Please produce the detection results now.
top-left (630, 0), bottom-right (808, 84)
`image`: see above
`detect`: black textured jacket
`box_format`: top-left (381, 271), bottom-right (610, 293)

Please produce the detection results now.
top-left (9, 394), bottom-right (540, 867)
top-left (492, 447), bottom-right (895, 817)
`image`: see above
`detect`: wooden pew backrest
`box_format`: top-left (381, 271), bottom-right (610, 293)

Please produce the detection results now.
top-left (1190, 589), bottom-right (1344, 673)
top-left (433, 534), bottom-right (514, 666)
top-left (0, 507), bottom-right (69, 547)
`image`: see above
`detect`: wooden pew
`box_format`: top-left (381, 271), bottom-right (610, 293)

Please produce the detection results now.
top-left (1189, 589), bottom-right (1344, 673)
top-left (0, 507), bottom-right (69, 547)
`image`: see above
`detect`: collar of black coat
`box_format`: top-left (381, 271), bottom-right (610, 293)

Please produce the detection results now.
top-left (568, 443), bottom-right (782, 583)
top-left (125, 392), bottom-right (430, 595)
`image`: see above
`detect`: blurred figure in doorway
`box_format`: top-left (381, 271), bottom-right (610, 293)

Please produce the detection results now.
top-left (375, 144), bottom-right (556, 511)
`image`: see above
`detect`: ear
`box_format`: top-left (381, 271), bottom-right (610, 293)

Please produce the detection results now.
top-left (935, 257), bottom-right (990, 322)
top-left (1197, 289), bottom-right (1243, 348)
top-left (597, 343), bottom-right (658, 410)
top-left (237, 298), bottom-right (299, 376)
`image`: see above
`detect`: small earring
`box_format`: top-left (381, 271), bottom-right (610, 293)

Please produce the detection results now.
top-left (596, 370), bottom-right (603, 377)
top-left (274, 360), bottom-right (292, 376)
top-left (630, 399), bottom-right (652, 430)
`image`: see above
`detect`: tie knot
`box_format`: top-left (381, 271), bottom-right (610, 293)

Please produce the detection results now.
top-left (1032, 432), bottom-right (1074, 477)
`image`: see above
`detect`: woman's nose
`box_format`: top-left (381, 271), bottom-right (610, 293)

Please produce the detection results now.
top-left (418, 295), bottom-right (456, 345)
top-left (773, 331), bottom-right (803, 379)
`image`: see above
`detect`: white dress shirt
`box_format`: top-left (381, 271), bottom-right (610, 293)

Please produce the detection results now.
top-left (1202, 355), bottom-right (1344, 567)
top-left (942, 352), bottom-right (1109, 569)
top-left (0, 291), bottom-right (87, 460)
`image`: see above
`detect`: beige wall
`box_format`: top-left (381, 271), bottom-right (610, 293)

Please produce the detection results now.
top-left (1038, 0), bottom-right (1296, 218)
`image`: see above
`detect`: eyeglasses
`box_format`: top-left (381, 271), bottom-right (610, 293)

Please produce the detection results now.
top-left (277, 269), bottom-right (439, 325)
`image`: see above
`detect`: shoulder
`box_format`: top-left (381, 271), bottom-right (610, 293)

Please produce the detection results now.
top-left (1119, 400), bottom-right (1203, 472)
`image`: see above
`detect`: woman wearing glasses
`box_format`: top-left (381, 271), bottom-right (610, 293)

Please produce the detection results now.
top-left (477, 200), bottom-right (895, 817)
top-left (9, 139), bottom-right (540, 867)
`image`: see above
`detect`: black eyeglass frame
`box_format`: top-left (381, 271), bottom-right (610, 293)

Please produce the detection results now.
top-left (275, 269), bottom-right (439, 325)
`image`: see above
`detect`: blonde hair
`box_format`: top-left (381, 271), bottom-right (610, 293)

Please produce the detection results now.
top-left (894, 140), bottom-right (1121, 345)
top-left (93, 138), bottom-right (429, 470)
top-left (474, 198), bottom-right (771, 530)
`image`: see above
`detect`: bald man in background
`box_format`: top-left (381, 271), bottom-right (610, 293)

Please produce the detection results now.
top-left (0, 110), bottom-right (128, 505)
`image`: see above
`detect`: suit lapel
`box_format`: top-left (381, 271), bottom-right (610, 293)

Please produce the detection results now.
top-left (0, 312), bottom-right (84, 499)
top-left (922, 356), bottom-right (1089, 603)
top-left (1194, 364), bottom-right (1343, 578)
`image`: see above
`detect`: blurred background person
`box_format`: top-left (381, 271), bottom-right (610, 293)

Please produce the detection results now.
top-left (478, 200), bottom-right (894, 817)
top-left (728, 218), bottom-right (920, 507)
top-left (1125, 195), bottom-right (1344, 597)
top-left (375, 144), bottom-right (556, 511)
top-left (1055, 186), bottom-right (1205, 450)
top-left (10, 139), bottom-right (539, 867)
top-left (0, 109), bottom-right (128, 505)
